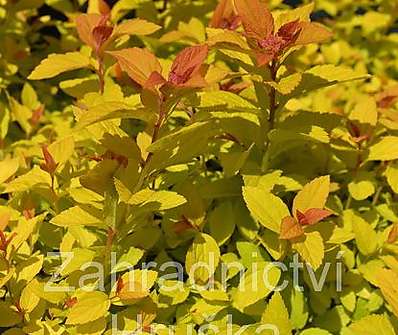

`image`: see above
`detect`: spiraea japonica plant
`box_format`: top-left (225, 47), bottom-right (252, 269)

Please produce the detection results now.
top-left (0, 0), bottom-right (398, 334)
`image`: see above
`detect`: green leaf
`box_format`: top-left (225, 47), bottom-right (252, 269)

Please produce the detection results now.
top-left (66, 291), bottom-right (110, 325)
top-left (28, 52), bottom-right (91, 80)
top-left (242, 186), bottom-right (290, 233)
top-left (185, 233), bottom-right (220, 284)
top-left (0, 301), bottom-right (22, 327)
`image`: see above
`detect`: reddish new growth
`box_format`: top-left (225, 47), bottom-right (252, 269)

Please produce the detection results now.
top-left (0, 213), bottom-right (16, 253)
top-left (210, 0), bottom-right (240, 30)
top-left (166, 45), bottom-right (209, 88)
top-left (40, 145), bottom-right (58, 176)
top-left (280, 208), bottom-right (333, 241)
top-left (75, 13), bottom-right (113, 57)
top-left (235, 0), bottom-right (332, 67)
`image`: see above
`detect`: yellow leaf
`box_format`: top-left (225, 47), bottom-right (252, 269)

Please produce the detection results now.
top-left (185, 233), bottom-right (220, 284)
top-left (114, 19), bottom-right (160, 36)
top-left (126, 188), bottom-right (187, 210)
top-left (48, 136), bottom-right (75, 164)
top-left (51, 206), bottom-right (105, 228)
top-left (117, 269), bottom-right (158, 301)
top-left (261, 292), bottom-right (292, 335)
top-left (267, 73), bottom-right (302, 95)
top-left (293, 176), bottom-right (330, 214)
top-left (349, 314), bottom-right (396, 335)
top-left (232, 262), bottom-right (281, 312)
top-left (0, 158), bottom-right (19, 185)
top-left (368, 136), bottom-right (398, 161)
top-left (243, 186), bottom-right (290, 233)
top-left (66, 291), bottom-right (110, 325)
top-left (28, 52), bottom-right (91, 80)
top-left (292, 231), bottom-right (324, 270)
top-left (348, 179), bottom-right (375, 201)
top-left (107, 48), bottom-right (162, 86)
top-left (349, 96), bottom-right (378, 126)
top-left (2, 166), bottom-right (51, 193)
top-left (352, 213), bottom-right (378, 255)
top-left (375, 269), bottom-right (398, 318)
top-left (385, 163), bottom-right (398, 193)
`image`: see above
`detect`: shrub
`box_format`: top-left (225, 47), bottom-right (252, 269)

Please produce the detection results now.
top-left (0, 0), bottom-right (397, 334)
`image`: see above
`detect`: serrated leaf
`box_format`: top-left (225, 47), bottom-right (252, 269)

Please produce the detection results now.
top-left (66, 291), bottom-right (110, 325)
top-left (51, 206), bottom-right (105, 227)
top-left (368, 136), bottom-right (398, 161)
top-left (349, 96), bottom-right (378, 126)
top-left (292, 231), bottom-right (324, 270)
top-left (0, 301), bottom-right (22, 327)
top-left (375, 269), bottom-right (398, 318)
top-left (114, 19), bottom-right (160, 36)
top-left (352, 213), bottom-right (378, 255)
top-left (348, 178), bottom-right (375, 201)
top-left (126, 188), bottom-right (187, 211)
top-left (232, 262), bottom-right (281, 312)
top-left (0, 158), bottom-right (19, 185)
top-left (28, 52), bottom-right (91, 80)
top-left (267, 73), bottom-right (302, 95)
top-left (261, 292), bottom-right (292, 335)
top-left (2, 166), bottom-right (51, 193)
top-left (209, 201), bottom-right (236, 245)
top-left (185, 233), bottom-right (220, 284)
top-left (349, 314), bottom-right (395, 335)
top-left (385, 163), bottom-right (398, 193)
top-left (293, 176), bottom-right (330, 214)
top-left (243, 186), bottom-right (290, 233)
top-left (299, 329), bottom-right (332, 335)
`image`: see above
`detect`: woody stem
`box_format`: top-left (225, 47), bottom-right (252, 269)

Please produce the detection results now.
top-left (98, 56), bottom-right (105, 94)
top-left (268, 60), bottom-right (278, 130)
top-left (133, 104), bottom-right (166, 193)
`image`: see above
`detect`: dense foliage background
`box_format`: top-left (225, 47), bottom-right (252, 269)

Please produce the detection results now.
top-left (0, 0), bottom-right (398, 334)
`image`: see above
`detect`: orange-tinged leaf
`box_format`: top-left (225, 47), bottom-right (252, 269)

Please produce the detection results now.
top-left (210, 0), bottom-right (240, 30)
top-left (0, 213), bottom-right (10, 231)
top-left (387, 223), bottom-right (398, 244)
top-left (294, 22), bottom-right (332, 46)
top-left (280, 216), bottom-right (304, 240)
top-left (298, 208), bottom-right (333, 226)
top-left (92, 24), bottom-right (113, 53)
top-left (117, 280), bottom-right (149, 300)
top-left (41, 145), bottom-right (58, 175)
top-left (113, 19), bottom-right (161, 36)
top-left (293, 176), bottom-right (330, 215)
top-left (108, 48), bottom-right (162, 86)
top-left (144, 71), bottom-right (167, 89)
top-left (75, 13), bottom-right (102, 49)
top-left (234, 0), bottom-right (274, 40)
top-left (169, 45), bottom-right (209, 86)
